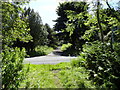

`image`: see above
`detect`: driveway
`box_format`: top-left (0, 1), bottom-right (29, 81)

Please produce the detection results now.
top-left (24, 47), bottom-right (77, 64)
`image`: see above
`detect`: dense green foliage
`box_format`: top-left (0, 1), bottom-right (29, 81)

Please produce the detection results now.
top-left (54, 1), bottom-right (89, 55)
top-left (2, 47), bottom-right (29, 89)
top-left (43, 23), bottom-right (58, 48)
top-left (77, 41), bottom-right (120, 88)
top-left (55, 0), bottom-right (120, 89)
top-left (20, 62), bottom-right (95, 88)
top-left (2, 2), bottom-right (32, 48)
top-left (27, 45), bottom-right (53, 57)
top-left (2, 1), bottom-right (31, 89)
top-left (83, 8), bottom-right (120, 43)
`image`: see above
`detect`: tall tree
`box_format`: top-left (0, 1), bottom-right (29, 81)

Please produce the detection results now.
top-left (2, 2), bottom-right (32, 49)
top-left (54, 1), bottom-right (89, 50)
top-left (43, 23), bottom-right (58, 48)
top-left (2, 1), bottom-right (31, 89)
top-left (105, 0), bottom-right (120, 22)
top-left (19, 7), bottom-right (48, 52)
top-left (28, 9), bottom-right (47, 47)
top-left (96, 0), bottom-right (104, 43)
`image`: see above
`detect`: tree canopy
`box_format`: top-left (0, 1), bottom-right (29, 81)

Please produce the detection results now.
top-left (2, 2), bottom-right (32, 49)
top-left (2, 1), bottom-right (32, 89)
top-left (54, 1), bottom-right (89, 51)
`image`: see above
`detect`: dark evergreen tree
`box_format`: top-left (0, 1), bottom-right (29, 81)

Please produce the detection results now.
top-left (54, 1), bottom-right (89, 51)
top-left (44, 23), bottom-right (58, 48)
top-left (28, 9), bottom-right (48, 50)
top-left (13, 7), bottom-right (48, 52)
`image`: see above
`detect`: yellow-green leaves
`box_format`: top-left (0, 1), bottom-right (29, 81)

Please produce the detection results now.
top-left (2, 2), bottom-right (32, 48)
top-left (2, 47), bottom-right (27, 89)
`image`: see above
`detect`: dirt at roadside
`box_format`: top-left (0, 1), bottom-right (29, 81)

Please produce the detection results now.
top-left (52, 70), bottom-right (63, 88)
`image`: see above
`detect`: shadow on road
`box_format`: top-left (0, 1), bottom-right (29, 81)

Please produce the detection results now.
top-left (52, 50), bottom-right (63, 56)
top-left (52, 49), bottom-right (75, 56)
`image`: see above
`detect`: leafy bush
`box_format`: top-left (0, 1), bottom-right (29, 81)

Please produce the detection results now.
top-left (61, 43), bottom-right (72, 51)
top-left (36, 45), bottom-right (53, 55)
top-left (61, 43), bottom-right (80, 56)
top-left (59, 67), bottom-right (95, 88)
top-left (76, 41), bottom-right (120, 88)
top-left (27, 45), bottom-right (53, 57)
top-left (2, 47), bottom-right (29, 89)
top-left (71, 57), bottom-right (85, 68)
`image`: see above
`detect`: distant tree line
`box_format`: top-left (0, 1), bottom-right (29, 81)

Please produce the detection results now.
top-left (12, 7), bottom-right (58, 55)
top-left (2, 1), bottom-right (58, 89)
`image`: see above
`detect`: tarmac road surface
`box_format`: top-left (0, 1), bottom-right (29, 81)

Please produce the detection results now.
top-left (24, 47), bottom-right (77, 64)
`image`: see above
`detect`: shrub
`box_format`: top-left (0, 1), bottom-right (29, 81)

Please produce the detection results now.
top-left (61, 43), bottom-right (79, 56)
top-left (2, 47), bottom-right (29, 89)
top-left (71, 57), bottom-right (85, 68)
top-left (61, 43), bottom-right (72, 51)
top-left (27, 45), bottom-right (53, 57)
top-left (35, 46), bottom-right (53, 55)
top-left (59, 67), bottom-right (95, 88)
top-left (77, 41), bottom-right (120, 88)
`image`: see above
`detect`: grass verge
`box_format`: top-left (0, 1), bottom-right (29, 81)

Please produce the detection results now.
top-left (20, 62), bottom-right (96, 88)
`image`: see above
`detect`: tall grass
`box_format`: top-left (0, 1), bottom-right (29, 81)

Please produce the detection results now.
top-left (20, 62), bottom-right (96, 88)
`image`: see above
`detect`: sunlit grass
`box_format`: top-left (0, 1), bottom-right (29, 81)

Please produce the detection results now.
top-left (20, 62), bottom-right (95, 88)
top-left (20, 64), bottom-right (57, 88)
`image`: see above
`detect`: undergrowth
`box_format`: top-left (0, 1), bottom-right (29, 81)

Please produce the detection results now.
top-left (20, 62), bottom-right (95, 88)
top-left (27, 45), bottom-right (53, 57)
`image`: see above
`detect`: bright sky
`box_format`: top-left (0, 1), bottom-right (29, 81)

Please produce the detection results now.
top-left (25, 0), bottom-right (59, 28)
top-left (25, 0), bottom-right (119, 28)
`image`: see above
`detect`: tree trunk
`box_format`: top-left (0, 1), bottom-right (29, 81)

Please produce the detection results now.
top-left (96, 0), bottom-right (104, 43)
top-left (106, 0), bottom-right (120, 22)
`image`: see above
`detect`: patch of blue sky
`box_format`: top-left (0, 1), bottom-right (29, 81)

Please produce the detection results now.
top-left (24, 0), bottom-right (59, 28)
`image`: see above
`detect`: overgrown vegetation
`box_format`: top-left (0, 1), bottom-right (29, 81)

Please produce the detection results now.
top-left (59, 67), bottom-right (95, 88)
top-left (2, 1), bottom-right (31, 89)
top-left (2, 0), bottom-right (120, 89)
top-left (2, 47), bottom-right (29, 89)
top-left (20, 64), bottom-right (56, 88)
top-left (54, 0), bottom-right (120, 89)
top-left (27, 45), bottom-right (53, 57)
top-left (20, 62), bottom-right (95, 88)
top-left (75, 41), bottom-right (120, 88)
